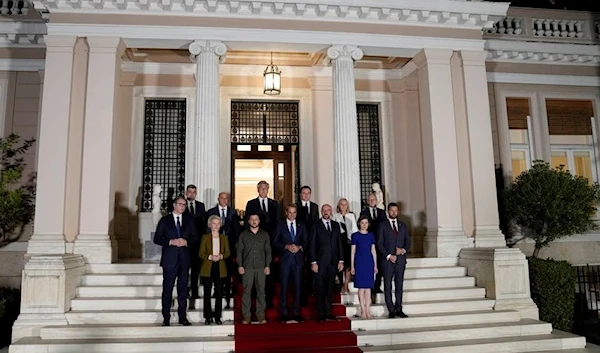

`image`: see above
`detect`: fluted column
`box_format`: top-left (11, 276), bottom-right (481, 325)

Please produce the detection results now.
top-left (327, 45), bottom-right (363, 213)
top-left (188, 40), bottom-right (227, 205)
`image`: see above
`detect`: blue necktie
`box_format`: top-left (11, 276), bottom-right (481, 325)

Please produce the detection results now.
top-left (176, 216), bottom-right (181, 237)
top-left (290, 222), bottom-right (295, 242)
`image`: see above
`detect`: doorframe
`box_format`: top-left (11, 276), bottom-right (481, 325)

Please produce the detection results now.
top-left (220, 86), bottom-right (313, 197)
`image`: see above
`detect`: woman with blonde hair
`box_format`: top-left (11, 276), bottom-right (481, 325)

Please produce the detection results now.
top-left (200, 215), bottom-right (230, 325)
top-left (351, 215), bottom-right (377, 319)
top-left (332, 198), bottom-right (358, 294)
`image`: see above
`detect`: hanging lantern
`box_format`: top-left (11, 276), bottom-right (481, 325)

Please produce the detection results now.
top-left (263, 52), bottom-right (281, 95)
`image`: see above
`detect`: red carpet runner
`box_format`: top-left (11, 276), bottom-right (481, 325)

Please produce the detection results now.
top-left (233, 259), bottom-right (362, 352)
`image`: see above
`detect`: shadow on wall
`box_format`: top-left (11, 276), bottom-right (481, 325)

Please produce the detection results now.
top-left (393, 201), bottom-right (426, 255)
top-left (110, 191), bottom-right (142, 260)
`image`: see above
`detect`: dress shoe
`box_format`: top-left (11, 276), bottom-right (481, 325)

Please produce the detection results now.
top-left (215, 319), bottom-right (222, 325)
top-left (395, 311), bottom-right (408, 318)
top-left (179, 318), bottom-right (192, 326)
top-left (259, 319), bottom-right (267, 324)
top-left (280, 315), bottom-right (288, 323)
top-left (224, 303), bottom-right (231, 309)
top-left (325, 315), bottom-right (338, 321)
top-left (388, 313), bottom-right (396, 319)
top-left (204, 319), bottom-right (211, 325)
top-left (318, 316), bottom-right (326, 322)
top-left (293, 315), bottom-right (304, 322)
top-left (161, 320), bottom-right (170, 326)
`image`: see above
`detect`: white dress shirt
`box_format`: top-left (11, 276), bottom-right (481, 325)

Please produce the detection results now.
top-left (258, 197), bottom-right (268, 212)
top-left (286, 219), bottom-right (297, 236)
top-left (209, 236), bottom-right (221, 260)
top-left (332, 212), bottom-right (358, 241)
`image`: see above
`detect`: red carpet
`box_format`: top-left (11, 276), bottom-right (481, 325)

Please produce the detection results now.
top-left (233, 258), bottom-right (362, 352)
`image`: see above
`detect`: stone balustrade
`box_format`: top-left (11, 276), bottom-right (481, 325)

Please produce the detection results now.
top-left (486, 6), bottom-right (599, 44)
top-left (0, 0), bottom-right (30, 15)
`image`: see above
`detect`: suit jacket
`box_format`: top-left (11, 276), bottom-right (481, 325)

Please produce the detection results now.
top-left (206, 205), bottom-right (240, 252)
top-left (153, 213), bottom-right (198, 269)
top-left (245, 197), bottom-right (280, 237)
top-left (309, 219), bottom-right (344, 266)
top-left (273, 220), bottom-right (307, 267)
top-left (199, 234), bottom-right (231, 278)
top-left (296, 201), bottom-right (319, 234)
top-left (360, 207), bottom-right (386, 235)
top-left (376, 219), bottom-right (411, 265)
top-left (185, 200), bottom-right (206, 239)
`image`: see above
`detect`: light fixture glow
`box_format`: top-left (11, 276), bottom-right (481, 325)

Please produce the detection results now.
top-left (263, 52), bottom-right (281, 95)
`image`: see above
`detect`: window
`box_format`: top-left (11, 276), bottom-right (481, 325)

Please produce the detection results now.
top-left (507, 97), bottom-right (532, 179)
top-left (356, 103), bottom-right (382, 209)
top-left (547, 99), bottom-right (597, 183)
top-left (141, 99), bottom-right (187, 212)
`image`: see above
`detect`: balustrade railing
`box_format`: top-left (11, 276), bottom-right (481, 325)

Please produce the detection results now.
top-left (0, 0), bottom-right (30, 15)
top-left (486, 7), bottom-right (599, 44)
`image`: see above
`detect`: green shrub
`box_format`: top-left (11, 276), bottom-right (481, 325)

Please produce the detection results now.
top-left (528, 257), bottom-right (575, 332)
top-left (0, 287), bottom-right (20, 348)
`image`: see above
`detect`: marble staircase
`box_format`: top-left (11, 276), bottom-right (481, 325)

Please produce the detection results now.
top-left (9, 257), bottom-right (600, 353)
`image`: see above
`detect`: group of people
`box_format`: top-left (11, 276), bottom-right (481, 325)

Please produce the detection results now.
top-left (153, 181), bottom-right (411, 327)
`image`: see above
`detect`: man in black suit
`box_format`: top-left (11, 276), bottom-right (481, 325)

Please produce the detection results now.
top-left (376, 202), bottom-right (411, 319)
top-left (296, 185), bottom-right (319, 234)
top-left (273, 204), bottom-right (307, 322)
top-left (360, 193), bottom-right (386, 293)
top-left (206, 192), bottom-right (241, 308)
top-left (244, 180), bottom-right (280, 239)
top-left (153, 196), bottom-right (198, 326)
top-left (185, 184), bottom-right (206, 300)
top-left (309, 204), bottom-right (345, 322)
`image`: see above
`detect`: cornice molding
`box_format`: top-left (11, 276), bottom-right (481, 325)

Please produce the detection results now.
top-left (0, 58), bottom-right (46, 71)
top-left (35, 0), bottom-right (509, 30)
top-left (485, 39), bottom-right (600, 66)
top-left (0, 21), bottom-right (47, 48)
top-left (486, 72), bottom-right (600, 87)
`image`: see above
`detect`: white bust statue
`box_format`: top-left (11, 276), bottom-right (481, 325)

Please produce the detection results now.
top-left (152, 184), bottom-right (163, 227)
top-left (372, 182), bottom-right (385, 210)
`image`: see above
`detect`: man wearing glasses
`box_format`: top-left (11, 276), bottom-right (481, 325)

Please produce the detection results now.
top-left (154, 196), bottom-right (199, 326)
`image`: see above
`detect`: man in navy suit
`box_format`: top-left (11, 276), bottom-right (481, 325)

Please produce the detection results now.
top-left (309, 204), bottom-right (345, 322)
top-left (153, 196), bottom-right (198, 326)
top-left (184, 184), bottom-right (206, 300)
top-left (360, 193), bottom-right (386, 293)
top-left (244, 180), bottom-right (280, 239)
top-left (296, 185), bottom-right (319, 235)
top-left (273, 204), bottom-right (307, 322)
top-left (206, 192), bottom-right (241, 308)
top-left (376, 202), bottom-right (411, 319)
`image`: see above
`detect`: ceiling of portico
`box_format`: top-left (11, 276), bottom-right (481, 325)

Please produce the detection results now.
top-left (123, 48), bottom-right (410, 70)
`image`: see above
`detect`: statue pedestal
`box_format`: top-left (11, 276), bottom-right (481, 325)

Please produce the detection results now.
top-left (138, 213), bottom-right (161, 260)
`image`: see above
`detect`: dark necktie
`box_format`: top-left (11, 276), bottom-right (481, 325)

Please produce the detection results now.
top-left (261, 199), bottom-right (266, 213)
top-left (371, 208), bottom-right (376, 220)
top-left (305, 203), bottom-right (309, 219)
top-left (290, 222), bottom-right (295, 241)
top-left (176, 216), bottom-right (181, 237)
top-left (326, 221), bottom-right (331, 232)
top-left (189, 202), bottom-right (195, 216)
top-left (392, 220), bottom-right (398, 234)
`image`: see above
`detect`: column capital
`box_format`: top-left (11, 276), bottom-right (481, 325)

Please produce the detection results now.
top-left (458, 50), bottom-right (488, 68)
top-left (326, 45), bottom-right (363, 63)
top-left (44, 35), bottom-right (77, 54)
top-left (188, 40), bottom-right (227, 62)
top-left (413, 48), bottom-right (454, 70)
top-left (86, 36), bottom-right (125, 56)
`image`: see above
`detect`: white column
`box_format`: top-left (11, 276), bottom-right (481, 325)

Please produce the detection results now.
top-left (413, 49), bottom-right (468, 258)
top-left (27, 35), bottom-right (77, 255)
top-left (459, 50), bottom-right (506, 248)
top-left (189, 40), bottom-right (227, 205)
top-left (327, 45), bottom-right (363, 213)
top-left (74, 36), bottom-right (124, 263)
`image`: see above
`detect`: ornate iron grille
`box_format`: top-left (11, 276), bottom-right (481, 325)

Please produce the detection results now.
top-left (574, 264), bottom-right (600, 325)
top-left (141, 99), bottom-right (186, 212)
top-left (231, 101), bottom-right (299, 144)
top-left (357, 103), bottom-right (382, 209)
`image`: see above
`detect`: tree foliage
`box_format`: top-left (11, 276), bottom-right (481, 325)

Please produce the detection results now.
top-left (503, 160), bottom-right (600, 257)
top-left (0, 134), bottom-right (36, 247)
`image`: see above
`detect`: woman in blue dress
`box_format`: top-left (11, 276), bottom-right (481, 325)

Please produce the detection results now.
top-left (350, 215), bottom-right (378, 319)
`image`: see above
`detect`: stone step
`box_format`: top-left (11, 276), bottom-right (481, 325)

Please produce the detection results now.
top-left (85, 258), bottom-right (460, 274)
top-left (64, 310), bottom-right (235, 325)
top-left (342, 287), bottom-right (486, 304)
top-left (70, 297), bottom-right (229, 311)
top-left (76, 286), bottom-right (196, 298)
top-left (356, 319), bottom-right (552, 346)
top-left (350, 310), bottom-right (522, 331)
top-left (9, 336), bottom-right (234, 353)
top-left (345, 298), bottom-right (495, 317)
top-left (81, 267), bottom-right (467, 286)
top-left (359, 330), bottom-right (587, 353)
top-left (40, 323), bottom-right (234, 340)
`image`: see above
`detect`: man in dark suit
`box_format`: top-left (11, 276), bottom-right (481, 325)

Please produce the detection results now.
top-left (360, 193), bottom-right (386, 293)
top-left (184, 184), bottom-right (206, 300)
top-left (309, 204), bottom-right (345, 322)
top-left (206, 192), bottom-right (241, 308)
top-left (273, 204), bottom-right (307, 322)
top-left (376, 202), bottom-right (411, 319)
top-left (296, 185), bottom-right (319, 234)
top-left (244, 180), bottom-right (280, 239)
top-left (153, 196), bottom-right (198, 326)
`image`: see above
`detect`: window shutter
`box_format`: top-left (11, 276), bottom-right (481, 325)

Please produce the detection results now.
top-left (546, 99), bottom-right (593, 136)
